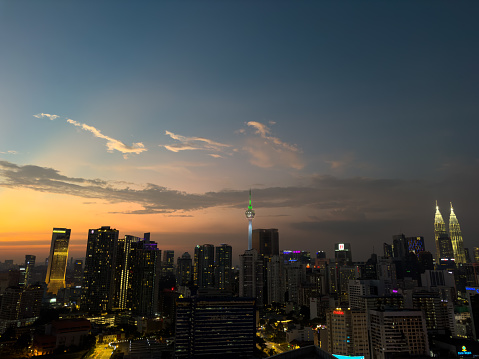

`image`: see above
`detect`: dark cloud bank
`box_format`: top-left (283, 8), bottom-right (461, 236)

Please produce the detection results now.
top-left (1, 160), bottom-right (478, 260)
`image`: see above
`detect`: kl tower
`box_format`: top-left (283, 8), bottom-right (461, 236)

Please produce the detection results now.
top-left (245, 189), bottom-right (255, 250)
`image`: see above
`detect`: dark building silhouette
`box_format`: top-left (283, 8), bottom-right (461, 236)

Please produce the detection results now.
top-left (215, 244), bottom-right (232, 291)
top-left (252, 228), bottom-right (279, 257)
top-left (194, 244), bottom-right (215, 289)
top-left (175, 292), bottom-right (256, 358)
top-left (81, 226), bottom-right (119, 313)
top-left (177, 252), bottom-right (192, 287)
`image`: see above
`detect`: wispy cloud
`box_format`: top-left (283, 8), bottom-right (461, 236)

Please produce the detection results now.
top-left (66, 119), bottom-right (147, 158)
top-left (34, 113), bottom-right (147, 158)
top-left (160, 130), bottom-right (231, 156)
top-left (33, 113), bottom-right (59, 120)
top-left (243, 121), bottom-right (304, 169)
top-left (0, 150), bottom-right (18, 155)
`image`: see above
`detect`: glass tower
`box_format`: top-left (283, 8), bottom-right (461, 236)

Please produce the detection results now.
top-left (449, 202), bottom-right (466, 264)
top-left (45, 228), bottom-right (71, 294)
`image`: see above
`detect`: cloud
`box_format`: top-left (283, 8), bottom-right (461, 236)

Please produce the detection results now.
top-left (0, 159), bottom-right (440, 217)
top-left (160, 130), bottom-right (231, 156)
top-left (33, 113), bottom-right (59, 120)
top-left (243, 121), bottom-right (304, 169)
top-left (0, 150), bottom-right (18, 155)
top-left (66, 119), bottom-right (147, 158)
top-left (35, 113), bottom-right (147, 158)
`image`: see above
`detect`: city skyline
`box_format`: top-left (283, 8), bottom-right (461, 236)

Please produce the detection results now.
top-left (1, 1), bottom-right (478, 262)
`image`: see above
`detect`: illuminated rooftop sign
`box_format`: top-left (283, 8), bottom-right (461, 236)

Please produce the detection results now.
top-left (333, 310), bottom-right (344, 315)
top-left (465, 287), bottom-right (479, 293)
top-left (53, 230), bottom-right (66, 234)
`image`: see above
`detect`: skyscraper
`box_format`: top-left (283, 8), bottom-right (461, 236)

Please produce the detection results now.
top-left (129, 237), bottom-right (161, 316)
top-left (177, 252), bottom-right (192, 287)
top-left (24, 255), bottom-right (36, 286)
top-left (434, 202), bottom-right (454, 264)
top-left (194, 244), bottom-right (215, 288)
top-left (81, 226), bottom-right (119, 313)
top-left (45, 228), bottom-right (71, 295)
top-left (215, 244), bottom-right (232, 291)
top-left (334, 243), bottom-right (352, 265)
top-left (449, 202), bottom-right (466, 264)
top-left (245, 189), bottom-right (255, 250)
top-left (252, 228), bottom-right (279, 257)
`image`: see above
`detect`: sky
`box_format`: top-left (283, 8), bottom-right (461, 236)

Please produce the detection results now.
top-left (0, 1), bottom-right (478, 264)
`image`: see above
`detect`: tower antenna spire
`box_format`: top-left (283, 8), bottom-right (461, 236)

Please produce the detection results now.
top-left (245, 189), bottom-right (255, 250)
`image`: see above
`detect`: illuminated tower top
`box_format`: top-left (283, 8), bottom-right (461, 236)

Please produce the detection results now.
top-left (449, 202), bottom-right (466, 264)
top-left (245, 189), bottom-right (255, 219)
top-left (434, 201), bottom-right (446, 231)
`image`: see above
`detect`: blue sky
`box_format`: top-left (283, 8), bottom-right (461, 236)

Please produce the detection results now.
top-left (0, 1), bottom-right (478, 262)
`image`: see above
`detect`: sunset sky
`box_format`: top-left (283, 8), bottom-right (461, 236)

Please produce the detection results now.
top-left (1, 1), bottom-right (478, 264)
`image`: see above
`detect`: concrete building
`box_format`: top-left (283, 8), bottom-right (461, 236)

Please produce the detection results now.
top-left (368, 309), bottom-right (429, 359)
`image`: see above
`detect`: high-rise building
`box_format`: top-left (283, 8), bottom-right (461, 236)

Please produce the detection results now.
top-left (81, 226), bottom-right (119, 313)
top-left (335, 243), bottom-right (352, 265)
top-left (177, 252), bottom-right (192, 287)
top-left (449, 203), bottom-right (466, 264)
top-left (252, 229), bottom-right (279, 257)
top-left (194, 244), bottom-right (215, 288)
top-left (369, 309), bottom-right (429, 359)
top-left (114, 234), bottom-right (140, 310)
top-left (215, 244), bottom-right (232, 291)
top-left (474, 247), bottom-right (479, 263)
top-left (162, 250), bottom-right (175, 277)
top-left (24, 255), bottom-right (36, 286)
top-left (175, 293), bottom-right (256, 359)
top-left (245, 189), bottom-right (255, 250)
top-left (129, 238), bottom-right (161, 316)
top-left (239, 249), bottom-right (264, 306)
top-left (45, 228), bottom-right (71, 295)
top-left (325, 308), bottom-right (369, 358)
top-left (435, 202), bottom-right (454, 264)
top-left (72, 260), bottom-right (83, 286)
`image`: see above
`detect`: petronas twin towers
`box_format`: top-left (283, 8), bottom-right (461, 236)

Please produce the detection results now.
top-left (434, 201), bottom-right (466, 264)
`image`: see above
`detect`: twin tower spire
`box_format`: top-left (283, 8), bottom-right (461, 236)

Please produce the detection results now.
top-left (434, 201), bottom-right (466, 264)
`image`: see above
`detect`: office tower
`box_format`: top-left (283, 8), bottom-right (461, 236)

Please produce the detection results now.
top-left (239, 249), bottom-right (264, 306)
top-left (175, 293), bottom-right (256, 358)
top-left (435, 202), bottom-right (454, 264)
top-left (45, 228), bottom-right (71, 295)
top-left (325, 308), bottom-right (369, 358)
top-left (252, 229), bottom-right (279, 257)
top-left (383, 243), bottom-right (393, 258)
top-left (72, 260), bottom-right (83, 285)
top-left (24, 255), bottom-right (36, 286)
top-left (162, 250), bottom-right (175, 277)
top-left (369, 309), bottom-right (429, 358)
top-left (81, 226), bottom-right (119, 313)
top-left (129, 238), bottom-right (161, 316)
top-left (215, 244), bottom-right (232, 291)
top-left (282, 250), bottom-right (311, 264)
top-left (177, 253), bottom-right (192, 287)
top-left (114, 235), bottom-right (139, 310)
top-left (406, 236), bottom-right (425, 257)
top-left (316, 251), bottom-right (326, 259)
top-left (449, 203), bottom-right (466, 264)
top-left (266, 255), bottom-right (284, 304)
top-left (245, 189), bottom-right (255, 250)
top-left (194, 244), bottom-right (215, 288)
top-left (392, 234), bottom-right (407, 258)
top-left (334, 243), bottom-right (352, 265)
top-left (418, 251), bottom-right (434, 271)
top-left (474, 247), bottom-right (479, 263)
top-left (412, 291), bottom-right (455, 334)
top-left (284, 260), bottom-right (302, 304)
top-left (465, 248), bottom-right (472, 263)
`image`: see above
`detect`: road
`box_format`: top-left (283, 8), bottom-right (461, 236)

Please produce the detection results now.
top-left (87, 343), bottom-right (114, 359)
